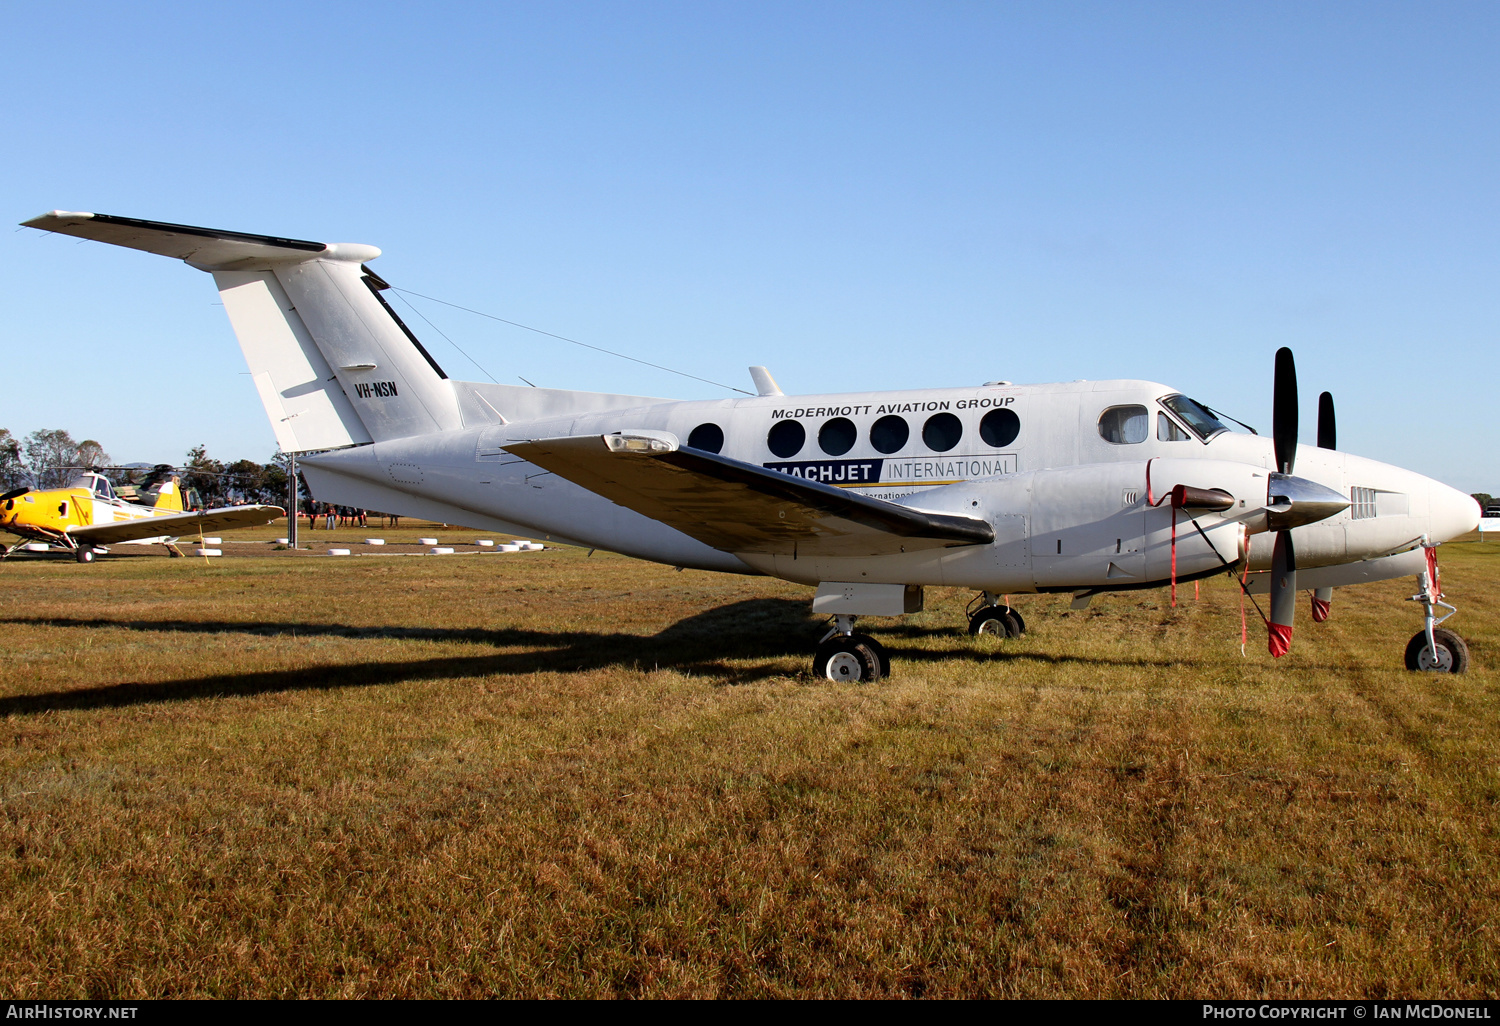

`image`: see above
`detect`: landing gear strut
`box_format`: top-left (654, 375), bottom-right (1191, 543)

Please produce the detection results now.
top-left (1405, 544), bottom-right (1469, 673)
top-left (967, 592), bottom-right (1025, 638)
top-left (813, 614), bottom-right (888, 682)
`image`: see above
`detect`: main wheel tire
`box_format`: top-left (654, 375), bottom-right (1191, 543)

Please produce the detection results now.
top-left (1404, 628), bottom-right (1470, 673)
top-left (854, 634), bottom-right (891, 678)
top-left (968, 605), bottom-right (1020, 638)
top-left (75, 547), bottom-right (95, 564)
top-left (814, 636), bottom-right (883, 683)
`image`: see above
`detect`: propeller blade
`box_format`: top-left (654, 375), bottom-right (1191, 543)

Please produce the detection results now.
top-left (0, 488), bottom-right (29, 502)
top-left (1317, 391), bottom-right (1336, 450)
top-left (1311, 586), bottom-right (1332, 623)
top-left (1269, 530), bottom-right (1296, 657)
top-left (1273, 347), bottom-right (1299, 475)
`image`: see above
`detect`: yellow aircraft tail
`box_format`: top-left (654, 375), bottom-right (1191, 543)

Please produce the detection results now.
top-left (151, 477), bottom-right (185, 513)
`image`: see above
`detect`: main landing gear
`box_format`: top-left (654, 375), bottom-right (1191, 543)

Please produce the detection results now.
top-left (813, 615), bottom-right (889, 683)
top-left (1405, 546), bottom-right (1469, 673)
top-left (966, 592), bottom-right (1026, 638)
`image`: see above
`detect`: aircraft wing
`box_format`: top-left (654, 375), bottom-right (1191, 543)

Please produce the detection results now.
top-left (503, 433), bottom-right (993, 557)
top-left (68, 505), bottom-right (286, 545)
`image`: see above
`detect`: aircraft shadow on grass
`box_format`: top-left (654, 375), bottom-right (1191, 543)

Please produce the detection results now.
top-left (0, 598), bottom-right (1190, 716)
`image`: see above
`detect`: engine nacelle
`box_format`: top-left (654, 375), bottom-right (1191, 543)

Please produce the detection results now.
top-left (925, 459), bottom-right (1260, 592)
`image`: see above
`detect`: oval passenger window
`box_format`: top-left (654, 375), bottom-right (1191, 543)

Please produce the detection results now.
top-left (979, 408), bottom-right (1020, 448)
top-left (1098, 405), bottom-right (1149, 444)
top-left (819, 418), bottom-right (857, 456)
top-left (870, 415), bottom-right (909, 454)
top-left (767, 419), bottom-right (806, 459)
top-left (688, 423), bottom-right (725, 453)
top-left (922, 412), bottom-right (963, 452)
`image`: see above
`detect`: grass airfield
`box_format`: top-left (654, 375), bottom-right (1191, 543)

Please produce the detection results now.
top-left (1, 524), bottom-right (1498, 998)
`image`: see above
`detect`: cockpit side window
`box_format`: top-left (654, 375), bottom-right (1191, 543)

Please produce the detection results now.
top-left (1158, 412), bottom-right (1191, 441)
top-left (1160, 395), bottom-right (1228, 441)
top-left (91, 477), bottom-right (114, 499)
top-left (1098, 405), bottom-right (1148, 444)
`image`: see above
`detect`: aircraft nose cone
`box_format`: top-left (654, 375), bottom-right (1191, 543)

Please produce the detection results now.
top-left (1430, 481), bottom-right (1481, 543)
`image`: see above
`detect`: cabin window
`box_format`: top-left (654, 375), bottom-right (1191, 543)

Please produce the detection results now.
top-left (1157, 412), bottom-right (1191, 442)
top-left (818, 418), bottom-right (857, 456)
top-left (870, 415), bottom-right (909, 454)
top-left (923, 412), bottom-right (963, 452)
top-left (767, 419), bottom-right (806, 458)
top-left (980, 408), bottom-right (1020, 448)
top-left (1098, 405), bottom-right (1148, 444)
top-left (688, 423), bottom-right (725, 453)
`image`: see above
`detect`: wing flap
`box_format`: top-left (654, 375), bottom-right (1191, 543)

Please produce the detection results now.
top-left (69, 505), bottom-right (285, 545)
top-left (503, 433), bottom-right (993, 557)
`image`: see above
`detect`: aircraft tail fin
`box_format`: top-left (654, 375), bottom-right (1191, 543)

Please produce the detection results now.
top-left (22, 212), bottom-right (464, 451)
top-left (150, 476), bottom-right (185, 513)
top-left (23, 211), bottom-right (682, 446)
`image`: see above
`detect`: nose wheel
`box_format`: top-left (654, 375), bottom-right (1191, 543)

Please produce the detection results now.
top-left (1406, 544), bottom-right (1469, 673)
top-left (1405, 628), bottom-right (1469, 673)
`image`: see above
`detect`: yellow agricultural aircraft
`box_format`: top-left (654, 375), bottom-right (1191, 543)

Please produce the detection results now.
top-left (0, 470), bottom-right (284, 562)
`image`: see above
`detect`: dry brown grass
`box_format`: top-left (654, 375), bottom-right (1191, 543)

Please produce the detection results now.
top-left (1, 529), bottom-right (1497, 998)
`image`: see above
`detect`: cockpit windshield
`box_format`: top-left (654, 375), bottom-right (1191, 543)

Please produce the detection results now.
top-left (1160, 394), bottom-right (1230, 441)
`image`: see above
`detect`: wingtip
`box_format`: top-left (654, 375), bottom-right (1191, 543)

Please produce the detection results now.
top-left (21, 210), bottom-right (95, 228)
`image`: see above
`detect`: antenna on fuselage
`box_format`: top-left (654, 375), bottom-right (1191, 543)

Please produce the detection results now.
top-left (749, 366), bottom-right (784, 397)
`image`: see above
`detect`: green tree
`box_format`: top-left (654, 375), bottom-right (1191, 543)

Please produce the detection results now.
top-left (1475, 494), bottom-right (1494, 513)
top-left (183, 444), bottom-right (226, 506)
top-left (0, 429), bottom-right (25, 490)
top-left (223, 459), bottom-right (266, 504)
top-left (23, 429), bottom-right (79, 489)
top-left (260, 454), bottom-right (290, 508)
top-left (75, 439), bottom-right (111, 472)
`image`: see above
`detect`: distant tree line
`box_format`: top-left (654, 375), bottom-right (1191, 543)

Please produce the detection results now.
top-left (0, 428), bottom-right (304, 508)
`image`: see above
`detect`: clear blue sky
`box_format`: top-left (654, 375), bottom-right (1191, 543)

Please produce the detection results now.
top-left (3, 1), bottom-right (1496, 491)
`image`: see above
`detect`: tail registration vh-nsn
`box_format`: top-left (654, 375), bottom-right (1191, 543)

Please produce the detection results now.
top-left (21, 212), bottom-right (1481, 678)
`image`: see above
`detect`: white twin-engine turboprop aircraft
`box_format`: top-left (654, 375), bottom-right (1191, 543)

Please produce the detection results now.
top-left (23, 212), bottom-right (1481, 680)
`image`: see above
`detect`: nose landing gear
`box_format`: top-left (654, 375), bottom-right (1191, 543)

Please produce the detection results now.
top-left (1405, 544), bottom-right (1469, 673)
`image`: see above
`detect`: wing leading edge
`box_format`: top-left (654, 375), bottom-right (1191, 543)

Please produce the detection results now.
top-left (21, 211), bottom-right (327, 268)
top-left (503, 432), bottom-right (994, 557)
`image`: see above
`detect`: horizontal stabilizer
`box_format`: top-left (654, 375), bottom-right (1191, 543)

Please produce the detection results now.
top-left (504, 432), bottom-right (994, 557)
top-left (21, 212), bottom-right (335, 269)
top-left (68, 505), bottom-right (285, 545)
